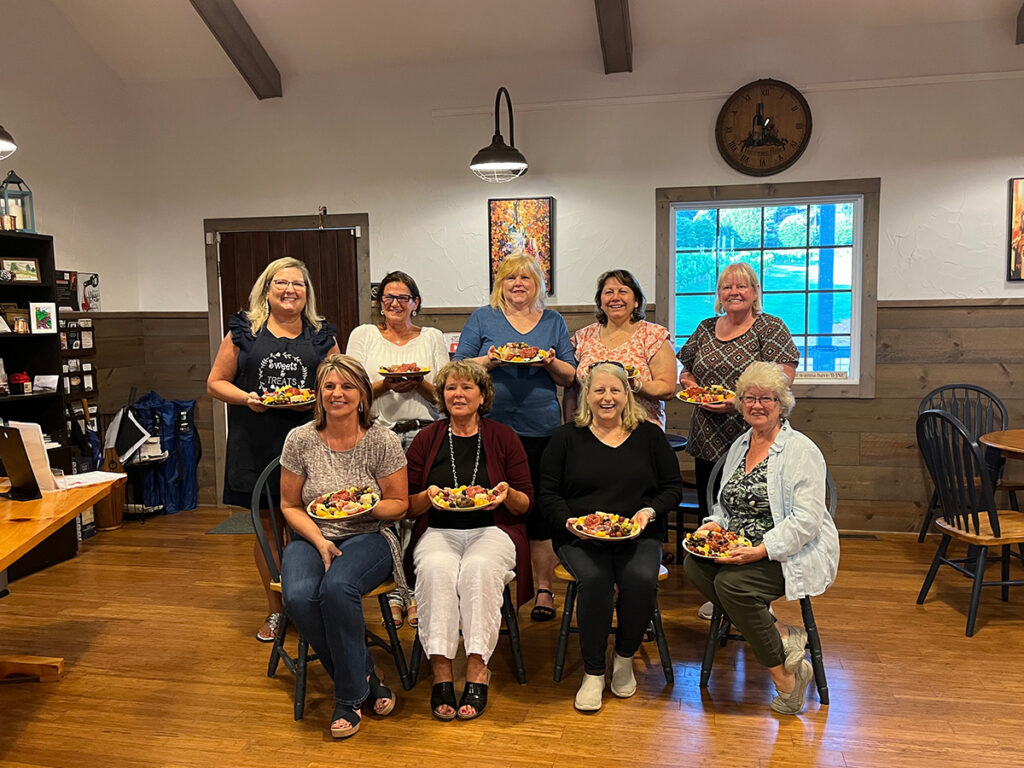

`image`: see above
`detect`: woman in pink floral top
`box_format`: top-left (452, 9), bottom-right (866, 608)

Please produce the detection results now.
top-left (571, 270), bottom-right (678, 427)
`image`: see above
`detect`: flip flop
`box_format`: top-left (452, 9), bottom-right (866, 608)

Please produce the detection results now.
top-left (530, 588), bottom-right (556, 621)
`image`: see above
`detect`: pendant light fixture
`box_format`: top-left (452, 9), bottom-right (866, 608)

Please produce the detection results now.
top-left (0, 126), bottom-right (16, 161)
top-left (470, 87), bottom-right (528, 183)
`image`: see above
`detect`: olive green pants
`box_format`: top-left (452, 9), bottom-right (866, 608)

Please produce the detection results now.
top-left (684, 554), bottom-right (787, 668)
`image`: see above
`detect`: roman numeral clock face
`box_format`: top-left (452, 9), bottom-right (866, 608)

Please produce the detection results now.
top-left (715, 79), bottom-right (812, 176)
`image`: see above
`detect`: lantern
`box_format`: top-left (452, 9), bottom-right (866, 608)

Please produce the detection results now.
top-left (1, 171), bottom-right (34, 233)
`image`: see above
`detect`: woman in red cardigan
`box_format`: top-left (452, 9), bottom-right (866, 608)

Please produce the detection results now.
top-left (405, 360), bottom-right (534, 722)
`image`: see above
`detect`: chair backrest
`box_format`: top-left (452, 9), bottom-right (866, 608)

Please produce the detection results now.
top-left (918, 384), bottom-right (1009, 441)
top-left (705, 452), bottom-right (837, 521)
top-left (916, 409), bottom-right (999, 537)
top-left (250, 455), bottom-right (285, 583)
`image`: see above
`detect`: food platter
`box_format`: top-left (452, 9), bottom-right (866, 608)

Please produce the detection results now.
top-left (682, 528), bottom-right (753, 559)
top-left (378, 363), bottom-right (430, 378)
top-left (306, 486), bottom-right (380, 520)
top-left (675, 385), bottom-right (735, 404)
top-left (492, 343), bottom-right (548, 364)
top-left (567, 511), bottom-right (641, 541)
top-left (431, 484), bottom-right (501, 510)
top-left (261, 386), bottom-right (315, 408)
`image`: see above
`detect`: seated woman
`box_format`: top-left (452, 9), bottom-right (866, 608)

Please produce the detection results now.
top-left (406, 360), bottom-right (534, 721)
top-left (683, 361), bottom-right (840, 715)
top-left (538, 362), bottom-right (682, 712)
top-left (278, 355), bottom-right (409, 739)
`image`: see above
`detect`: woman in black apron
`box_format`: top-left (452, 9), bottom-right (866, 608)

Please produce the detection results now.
top-left (208, 257), bottom-right (339, 641)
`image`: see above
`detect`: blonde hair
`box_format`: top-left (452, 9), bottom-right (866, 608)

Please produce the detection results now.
top-left (489, 251), bottom-right (547, 312)
top-left (246, 257), bottom-right (324, 335)
top-left (714, 262), bottom-right (763, 315)
top-left (432, 360), bottom-right (495, 416)
top-left (574, 362), bottom-right (647, 432)
top-left (734, 361), bottom-right (795, 418)
top-left (313, 354), bottom-right (373, 430)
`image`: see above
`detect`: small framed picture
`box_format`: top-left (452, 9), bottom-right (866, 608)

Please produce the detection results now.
top-left (1, 258), bottom-right (42, 284)
top-left (29, 302), bottom-right (57, 334)
top-left (1010, 178), bottom-right (1024, 280)
top-left (67, 358), bottom-right (81, 373)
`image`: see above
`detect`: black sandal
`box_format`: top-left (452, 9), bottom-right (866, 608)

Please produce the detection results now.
top-left (430, 681), bottom-right (457, 721)
top-left (456, 680), bottom-right (489, 720)
top-left (329, 704), bottom-right (361, 739)
top-left (530, 588), bottom-right (556, 621)
top-left (368, 670), bottom-right (395, 716)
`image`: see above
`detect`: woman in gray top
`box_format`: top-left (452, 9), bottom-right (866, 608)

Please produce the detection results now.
top-left (279, 354), bottom-right (409, 740)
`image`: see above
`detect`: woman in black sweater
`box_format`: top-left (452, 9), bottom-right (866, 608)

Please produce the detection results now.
top-left (539, 362), bottom-right (681, 712)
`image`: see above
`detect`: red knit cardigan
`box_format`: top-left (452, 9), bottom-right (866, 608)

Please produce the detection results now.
top-left (404, 417), bottom-right (535, 607)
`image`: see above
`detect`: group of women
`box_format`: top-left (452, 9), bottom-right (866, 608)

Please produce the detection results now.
top-left (207, 253), bottom-right (839, 738)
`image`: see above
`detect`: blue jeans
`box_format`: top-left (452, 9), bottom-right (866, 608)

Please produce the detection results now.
top-left (280, 533), bottom-right (394, 707)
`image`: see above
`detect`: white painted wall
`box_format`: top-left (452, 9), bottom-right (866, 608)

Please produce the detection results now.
top-left (6, 4), bottom-right (1024, 312)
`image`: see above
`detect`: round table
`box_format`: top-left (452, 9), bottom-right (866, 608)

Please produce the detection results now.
top-left (979, 429), bottom-right (1024, 458)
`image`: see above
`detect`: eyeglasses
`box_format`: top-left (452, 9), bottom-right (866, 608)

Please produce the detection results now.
top-left (741, 395), bottom-right (778, 406)
top-left (381, 294), bottom-right (414, 305)
top-left (271, 279), bottom-right (306, 290)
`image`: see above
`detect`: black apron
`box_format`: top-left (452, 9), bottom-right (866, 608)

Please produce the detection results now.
top-left (223, 323), bottom-right (321, 505)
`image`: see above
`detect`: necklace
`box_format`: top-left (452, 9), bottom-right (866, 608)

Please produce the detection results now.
top-left (448, 425), bottom-right (481, 487)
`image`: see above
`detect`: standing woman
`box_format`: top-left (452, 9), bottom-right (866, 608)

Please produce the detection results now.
top-left (278, 355), bottom-right (409, 738)
top-left (208, 257), bottom-right (339, 642)
top-left (676, 262), bottom-right (797, 619)
top-left (454, 251), bottom-right (576, 621)
top-left (571, 269), bottom-right (677, 427)
top-left (346, 270), bottom-right (450, 626)
top-left (538, 363), bottom-right (682, 711)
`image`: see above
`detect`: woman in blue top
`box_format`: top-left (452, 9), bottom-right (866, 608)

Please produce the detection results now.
top-left (454, 252), bottom-right (576, 620)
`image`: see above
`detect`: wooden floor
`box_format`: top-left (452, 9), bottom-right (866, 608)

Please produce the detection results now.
top-left (2, 510), bottom-right (1024, 768)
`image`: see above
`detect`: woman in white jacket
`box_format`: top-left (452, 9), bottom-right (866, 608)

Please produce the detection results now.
top-left (683, 361), bottom-right (839, 715)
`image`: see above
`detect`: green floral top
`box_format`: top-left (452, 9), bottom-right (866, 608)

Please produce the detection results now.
top-left (719, 456), bottom-right (774, 544)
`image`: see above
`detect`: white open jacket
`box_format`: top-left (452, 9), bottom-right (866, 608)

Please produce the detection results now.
top-left (707, 421), bottom-right (840, 600)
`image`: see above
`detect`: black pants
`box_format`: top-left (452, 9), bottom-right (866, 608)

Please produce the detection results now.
top-left (558, 537), bottom-right (662, 675)
top-left (693, 455), bottom-right (723, 521)
top-left (521, 435), bottom-right (553, 541)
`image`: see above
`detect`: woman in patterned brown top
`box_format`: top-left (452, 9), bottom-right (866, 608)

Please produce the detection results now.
top-left (676, 262), bottom-right (798, 620)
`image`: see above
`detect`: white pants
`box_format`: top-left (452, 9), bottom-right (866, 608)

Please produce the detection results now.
top-left (413, 526), bottom-right (516, 664)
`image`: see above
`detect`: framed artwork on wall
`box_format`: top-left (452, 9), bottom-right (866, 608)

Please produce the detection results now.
top-left (1, 257), bottom-right (41, 284)
top-left (1009, 178), bottom-right (1024, 281)
top-left (488, 197), bottom-right (554, 295)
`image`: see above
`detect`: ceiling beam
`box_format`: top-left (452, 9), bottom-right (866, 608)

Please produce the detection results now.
top-left (594, 0), bottom-right (632, 74)
top-left (189, 0), bottom-right (282, 99)
top-left (1018, 3), bottom-right (1024, 44)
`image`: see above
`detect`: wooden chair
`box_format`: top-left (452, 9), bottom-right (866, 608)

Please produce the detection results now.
top-left (916, 384), bottom-right (1022, 542)
top-left (697, 454), bottom-right (834, 705)
top-left (915, 410), bottom-right (1024, 636)
top-left (407, 582), bottom-right (527, 686)
top-left (552, 563), bottom-right (673, 684)
top-left (249, 457), bottom-right (412, 720)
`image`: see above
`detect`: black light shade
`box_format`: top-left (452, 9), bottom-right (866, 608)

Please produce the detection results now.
top-left (470, 87), bottom-right (528, 183)
top-left (0, 125), bottom-right (15, 161)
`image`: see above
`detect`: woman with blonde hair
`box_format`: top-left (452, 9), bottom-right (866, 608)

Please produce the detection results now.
top-left (455, 251), bottom-right (576, 622)
top-left (208, 257), bottom-right (339, 641)
top-left (538, 363), bottom-right (681, 711)
top-left (676, 261), bottom-right (798, 620)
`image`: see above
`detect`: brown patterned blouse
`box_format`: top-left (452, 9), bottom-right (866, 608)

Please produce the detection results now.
top-left (676, 313), bottom-right (798, 461)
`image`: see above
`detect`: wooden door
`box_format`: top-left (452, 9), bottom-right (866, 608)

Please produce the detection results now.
top-left (217, 228), bottom-right (358, 346)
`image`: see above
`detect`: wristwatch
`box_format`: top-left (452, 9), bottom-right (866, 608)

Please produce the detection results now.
top-left (640, 507), bottom-right (656, 522)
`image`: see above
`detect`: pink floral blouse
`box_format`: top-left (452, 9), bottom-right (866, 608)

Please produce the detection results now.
top-left (571, 320), bottom-right (671, 427)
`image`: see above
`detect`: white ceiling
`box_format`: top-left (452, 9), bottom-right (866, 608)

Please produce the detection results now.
top-left (49, 0), bottom-right (1024, 85)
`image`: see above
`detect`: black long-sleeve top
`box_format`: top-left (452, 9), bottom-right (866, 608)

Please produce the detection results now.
top-left (539, 421), bottom-right (683, 549)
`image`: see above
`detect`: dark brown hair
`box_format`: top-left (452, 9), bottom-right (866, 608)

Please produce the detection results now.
top-left (594, 269), bottom-right (646, 325)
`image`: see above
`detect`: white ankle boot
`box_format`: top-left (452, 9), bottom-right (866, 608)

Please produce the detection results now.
top-left (610, 653), bottom-right (637, 697)
top-left (574, 672), bottom-right (605, 711)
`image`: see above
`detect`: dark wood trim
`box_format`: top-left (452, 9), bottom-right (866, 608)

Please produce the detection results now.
top-left (880, 298), bottom-right (1024, 308)
top-left (188, 0), bottom-right (281, 99)
top-left (656, 177), bottom-right (881, 204)
top-left (62, 311), bottom-right (208, 320)
top-left (594, 0), bottom-right (632, 74)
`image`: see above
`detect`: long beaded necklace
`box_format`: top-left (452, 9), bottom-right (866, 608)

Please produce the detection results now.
top-left (448, 425), bottom-right (481, 487)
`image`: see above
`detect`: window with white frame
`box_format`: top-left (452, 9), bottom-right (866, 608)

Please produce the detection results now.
top-left (656, 179), bottom-right (879, 397)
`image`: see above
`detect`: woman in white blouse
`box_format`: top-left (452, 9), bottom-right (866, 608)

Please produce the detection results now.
top-left (346, 270), bottom-right (450, 626)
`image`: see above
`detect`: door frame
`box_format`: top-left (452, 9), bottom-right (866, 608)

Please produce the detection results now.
top-left (202, 213), bottom-right (371, 504)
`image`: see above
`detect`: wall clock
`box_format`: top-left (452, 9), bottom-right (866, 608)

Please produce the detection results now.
top-left (715, 78), bottom-right (812, 176)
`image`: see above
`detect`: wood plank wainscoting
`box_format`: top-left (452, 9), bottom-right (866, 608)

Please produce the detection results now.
top-left (85, 312), bottom-right (216, 506)
top-left (417, 298), bottom-right (1024, 534)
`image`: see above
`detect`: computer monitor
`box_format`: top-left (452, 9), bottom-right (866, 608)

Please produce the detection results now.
top-left (0, 426), bottom-right (42, 501)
